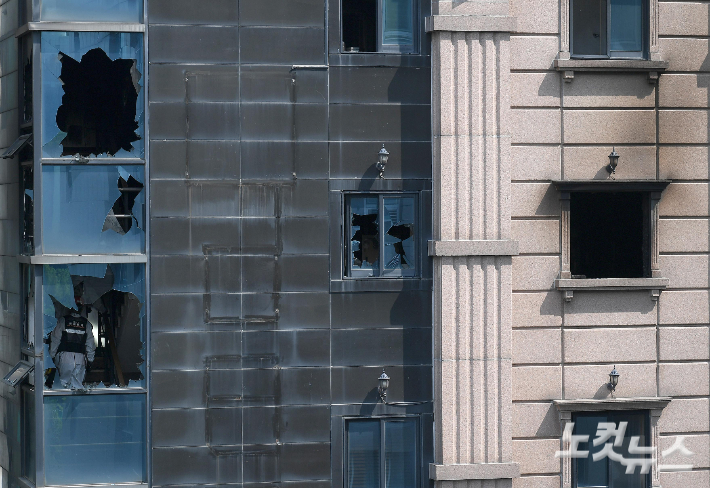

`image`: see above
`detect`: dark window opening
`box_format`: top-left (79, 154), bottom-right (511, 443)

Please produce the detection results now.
top-left (571, 0), bottom-right (646, 58)
top-left (23, 56), bottom-right (32, 123)
top-left (570, 192), bottom-right (647, 278)
top-left (572, 411), bottom-right (650, 488)
top-left (56, 47), bottom-right (141, 157)
top-left (22, 164), bottom-right (33, 255)
top-left (343, 0), bottom-right (377, 52)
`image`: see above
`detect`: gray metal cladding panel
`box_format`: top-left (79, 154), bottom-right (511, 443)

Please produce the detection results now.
top-left (241, 293), bottom-right (278, 324)
top-left (208, 407), bottom-right (244, 445)
top-left (241, 141), bottom-right (329, 180)
top-left (242, 443), bottom-right (330, 482)
top-left (330, 67), bottom-right (431, 104)
top-left (187, 70), bottom-right (240, 103)
top-left (207, 255), bottom-right (242, 294)
top-left (191, 219), bottom-right (241, 252)
top-left (242, 368), bottom-right (330, 406)
top-left (190, 184), bottom-right (241, 217)
top-left (329, 104), bottom-right (431, 141)
top-left (240, 27), bottom-right (325, 65)
top-left (244, 483), bottom-right (331, 488)
top-left (241, 66), bottom-right (328, 103)
top-left (240, 103), bottom-right (328, 141)
top-left (331, 328), bottom-right (432, 366)
top-left (149, 102), bottom-right (187, 139)
top-left (150, 180), bottom-right (189, 217)
top-left (239, 0), bottom-right (325, 27)
top-left (330, 141), bottom-right (432, 179)
top-left (151, 255), bottom-right (206, 294)
top-left (187, 103), bottom-right (241, 140)
top-left (152, 408), bottom-right (207, 447)
top-left (148, 0), bottom-right (239, 24)
top-left (186, 141), bottom-right (241, 180)
top-left (241, 256), bottom-right (277, 293)
top-left (242, 330), bottom-right (330, 368)
top-left (331, 291), bottom-right (432, 328)
top-left (271, 292), bottom-right (330, 329)
top-left (279, 255), bottom-right (330, 292)
top-left (151, 218), bottom-right (191, 255)
top-left (150, 141), bottom-right (188, 179)
top-left (241, 218), bottom-right (278, 254)
top-left (149, 26), bottom-right (240, 63)
top-left (150, 294), bottom-right (206, 332)
top-left (280, 180), bottom-right (329, 217)
top-left (281, 218), bottom-right (330, 254)
top-left (241, 185), bottom-right (278, 217)
top-left (207, 369), bottom-right (244, 405)
top-left (152, 331), bottom-right (242, 370)
top-left (331, 365), bottom-right (432, 404)
top-left (152, 447), bottom-right (220, 485)
top-left (152, 370), bottom-right (210, 409)
top-left (242, 405), bottom-right (330, 444)
top-left (149, 65), bottom-right (193, 102)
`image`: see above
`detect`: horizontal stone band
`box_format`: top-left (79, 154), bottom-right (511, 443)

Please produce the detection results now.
top-left (425, 15), bottom-right (517, 33)
top-left (430, 462), bottom-right (521, 480)
top-left (428, 239), bottom-right (519, 257)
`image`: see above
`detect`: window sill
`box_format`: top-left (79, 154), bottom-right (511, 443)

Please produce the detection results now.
top-left (555, 277), bottom-right (669, 302)
top-left (331, 278), bottom-right (432, 293)
top-left (554, 58), bottom-right (668, 83)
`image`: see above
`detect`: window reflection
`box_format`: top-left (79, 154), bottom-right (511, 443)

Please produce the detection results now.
top-left (43, 264), bottom-right (145, 390)
top-left (41, 0), bottom-right (143, 22)
top-left (42, 165), bottom-right (145, 254)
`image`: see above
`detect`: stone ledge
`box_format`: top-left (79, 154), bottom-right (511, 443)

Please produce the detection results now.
top-left (428, 240), bottom-right (519, 257)
top-left (554, 58), bottom-right (669, 83)
top-left (554, 397), bottom-right (671, 412)
top-left (425, 15), bottom-right (517, 33)
top-left (555, 277), bottom-right (669, 302)
top-left (429, 462), bottom-right (521, 480)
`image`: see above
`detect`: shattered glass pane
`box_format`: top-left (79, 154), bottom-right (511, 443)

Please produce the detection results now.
top-left (41, 32), bottom-right (144, 158)
top-left (42, 264), bottom-right (146, 391)
top-left (41, 0), bottom-right (143, 22)
top-left (22, 165), bottom-right (33, 254)
top-left (44, 394), bottom-right (146, 485)
top-left (42, 165), bottom-right (145, 254)
top-left (383, 196), bottom-right (416, 275)
top-left (349, 196), bottom-right (379, 275)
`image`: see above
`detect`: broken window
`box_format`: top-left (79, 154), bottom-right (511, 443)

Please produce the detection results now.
top-left (42, 263), bottom-right (145, 391)
top-left (42, 165), bottom-right (145, 254)
top-left (41, 0), bottom-right (143, 22)
top-left (342, 0), bottom-right (416, 53)
top-left (41, 32), bottom-right (144, 159)
top-left (570, 192), bottom-right (647, 278)
top-left (21, 34), bottom-right (32, 124)
top-left (346, 194), bottom-right (417, 277)
top-left (22, 163), bottom-right (34, 254)
top-left (44, 394), bottom-right (146, 485)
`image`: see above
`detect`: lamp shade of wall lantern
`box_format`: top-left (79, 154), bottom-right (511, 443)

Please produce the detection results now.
top-left (608, 366), bottom-right (620, 392)
top-left (376, 144), bottom-right (389, 179)
top-left (607, 148), bottom-right (619, 174)
top-left (378, 369), bottom-right (390, 402)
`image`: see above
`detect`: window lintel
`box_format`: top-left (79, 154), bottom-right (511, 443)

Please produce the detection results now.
top-left (552, 180), bottom-right (671, 194)
top-left (554, 397), bottom-right (671, 415)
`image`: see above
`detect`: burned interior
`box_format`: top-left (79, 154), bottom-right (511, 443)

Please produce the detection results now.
top-left (103, 175), bottom-right (144, 235)
top-left (570, 192), bottom-right (647, 278)
top-left (342, 0), bottom-right (377, 52)
top-left (55, 47), bottom-right (141, 157)
top-left (43, 264), bottom-right (144, 390)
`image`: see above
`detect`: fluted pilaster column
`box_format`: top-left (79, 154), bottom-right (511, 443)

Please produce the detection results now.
top-left (429, 3), bottom-right (518, 486)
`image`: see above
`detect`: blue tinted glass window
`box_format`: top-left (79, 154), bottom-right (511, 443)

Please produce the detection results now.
top-left (44, 394), bottom-right (146, 485)
top-left (384, 419), bottom-right (417, 488)
top-left (42, 165), bottom-right (145, 254)
top-left (383, 196), bottom-right (416, 275)
top-left (610, 0), bottom-right (644, 53)
top-left (382, 0), bottom-right (414, 47)
top-left (349, 196), bottom-right (379, 276)
top-left (348, 420), bottom-right (381, 488)
top-left (41, 32), bottom-right (144, 159)
top-left (41, 0), bottom-right (142, 22)
top-left (42, 264), bottom-right (146, 390)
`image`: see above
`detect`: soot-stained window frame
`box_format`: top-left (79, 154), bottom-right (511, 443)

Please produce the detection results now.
top-left (330, 179), bottom-right (432, 293)
top-left (552, 180), bottom-right (670, 302)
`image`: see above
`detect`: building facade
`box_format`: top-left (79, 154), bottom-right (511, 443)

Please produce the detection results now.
top-left (0, 0), bottom-right (707, 488)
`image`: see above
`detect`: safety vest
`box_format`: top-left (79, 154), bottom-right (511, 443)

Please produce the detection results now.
top-left (57, 313), bottom-right (88, 354)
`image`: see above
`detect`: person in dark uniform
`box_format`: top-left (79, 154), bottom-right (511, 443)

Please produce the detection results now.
top-left (49, 289), bottom-right (96, 390)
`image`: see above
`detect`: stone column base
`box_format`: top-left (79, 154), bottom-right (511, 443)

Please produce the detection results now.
top-left (430, 463), bottom-right (520, 481)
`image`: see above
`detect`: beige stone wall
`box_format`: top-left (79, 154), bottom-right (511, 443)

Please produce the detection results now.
top-left (509, 1), bottom-right (710, 486)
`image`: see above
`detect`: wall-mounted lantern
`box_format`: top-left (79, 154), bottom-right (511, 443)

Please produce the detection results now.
top-left (376, 145), bottom-right (389, 179)
top-left (378, 369), bottom-right (390, 402)
top-left (607, 366), bottom-right (620, 392)
top-left (607, 148), bottom-right (619, 174)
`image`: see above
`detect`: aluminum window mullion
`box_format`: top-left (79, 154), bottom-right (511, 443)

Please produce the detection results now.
top-left (379, 194), bottom-right (385, 277)
top-left (380, 418), bottom-right (386, 488)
